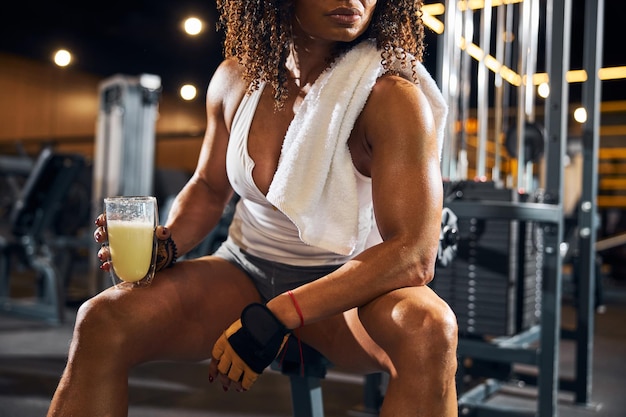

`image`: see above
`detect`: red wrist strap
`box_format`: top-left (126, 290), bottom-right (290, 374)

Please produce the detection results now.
top-left (286, 290), bottom-right (305, 377)
top-left (287, 290), bottom-right (305, 328)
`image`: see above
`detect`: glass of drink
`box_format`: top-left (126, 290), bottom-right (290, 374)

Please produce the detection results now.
top-left (104, 196), bottom-right (158, 287)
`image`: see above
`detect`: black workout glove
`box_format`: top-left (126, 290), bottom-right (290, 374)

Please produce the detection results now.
top-left (212, 303), bottom-right (290, 389)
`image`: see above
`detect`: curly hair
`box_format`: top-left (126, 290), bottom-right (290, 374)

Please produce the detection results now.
top-left (216, 0), bottom-right (425, 107)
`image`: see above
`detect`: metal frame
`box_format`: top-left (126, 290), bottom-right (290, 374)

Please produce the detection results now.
top-left (287, 375), bottom-right (325, 417)
top-left (571, 0), bottom-right (604, 406)
top-left (449, 199), bottom-right (563, 416)
top-left (436, 0), bottom-right (603, 415)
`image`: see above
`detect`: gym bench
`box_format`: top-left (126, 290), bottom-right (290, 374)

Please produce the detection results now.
top-left (272, 336), bottom-right (385, 417)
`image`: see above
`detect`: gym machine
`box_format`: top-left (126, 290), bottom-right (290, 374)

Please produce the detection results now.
top-left (435, 0), bottom-right (603, 415)
top-left (89, 73), bottom-right (162, 293)
top-left (0, 147), bottom-right (86, 324)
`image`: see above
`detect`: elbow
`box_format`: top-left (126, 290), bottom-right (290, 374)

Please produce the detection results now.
top-left (381, 231), bottom-right (440, 287)
top-left (403, 247), bottom-right (438, 287)
top-left (407, 262), bottom-right (435, 287)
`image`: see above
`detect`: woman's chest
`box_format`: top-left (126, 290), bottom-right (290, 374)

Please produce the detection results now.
top-left (245, 83), bottom-right (371, 195)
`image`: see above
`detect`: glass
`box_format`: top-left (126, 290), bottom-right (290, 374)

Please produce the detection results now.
top-left (103, 196), bottom-right (158, 287)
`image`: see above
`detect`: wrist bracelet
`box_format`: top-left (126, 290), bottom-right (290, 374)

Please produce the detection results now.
top-left (156, 236), bottom-right (178, 271)
top-left (287, 290), bottom-right (305, 328)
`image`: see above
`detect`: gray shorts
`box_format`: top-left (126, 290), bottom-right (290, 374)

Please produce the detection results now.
top-left (213, 237), bottom-right (343, 302)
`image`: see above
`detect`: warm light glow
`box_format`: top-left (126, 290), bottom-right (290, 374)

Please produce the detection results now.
top-left (533, 73), bottom-right (550, 85)
top-left (566, 69), bottom-right (588, 83)
top-left (422, 3), bottom-right (445, 34)
top-left (424, 2), bottom-right (626, 88)
top-left (531, 66), bottom-right (626, 87)
top-left (53, 49), bottom-right (72, 67)
top-left (180, 84), bottom-right (197, 101)
top-left (458, 0), bottom-right (524, 11)
top-left (484, 55), bottom-right (502, 73)
top-left (574, 107), bottom-right (588, 124)
top-left (423, 3), bottom-right (445, 16)
top-left (500, 66), bottom-right (521, 86)
top-left (422, 13), bottom-right (445, 34)
top-left (599, 66), bottom-right (626, 81)
top-left (465, 43), bottom-right (484, 61)
top-left (538, 82), bottom-right (550, 98)
top-left (184, 17), bottom-right (203, 35)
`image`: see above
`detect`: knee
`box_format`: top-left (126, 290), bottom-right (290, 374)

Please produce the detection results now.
top-left (401, 297), bottom-right (458, 357)
top-left (422, 301), bottom-right (458, 359)
top-left (363, 294), bottom-right (458, 366)
top-left (72, 296), bottom-right (127, 354)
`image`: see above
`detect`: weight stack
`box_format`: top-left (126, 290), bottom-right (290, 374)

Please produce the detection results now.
top-left (432, 181), bottom-right (543, 338)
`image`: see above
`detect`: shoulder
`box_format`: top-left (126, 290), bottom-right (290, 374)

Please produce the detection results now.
top-left (369, 73), bottom-right (431, 115)
top-left (361, 73), bottom-right (437, 142)
top-left (205, 58), bottom-right (249, 128)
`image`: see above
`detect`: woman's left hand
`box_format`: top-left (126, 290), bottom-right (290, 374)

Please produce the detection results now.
top-left (208, 303), bottom-right (290, 391)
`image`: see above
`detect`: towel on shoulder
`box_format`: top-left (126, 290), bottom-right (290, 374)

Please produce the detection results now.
top-left (266, 40), bottom-right (448, 256)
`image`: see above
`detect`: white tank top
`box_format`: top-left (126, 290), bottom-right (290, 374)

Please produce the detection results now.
top-left (226, 83), bottom-right (375, 266)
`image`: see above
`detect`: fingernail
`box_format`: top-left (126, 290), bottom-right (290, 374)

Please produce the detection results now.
top-left (208, 375), bottom-right (213, 383)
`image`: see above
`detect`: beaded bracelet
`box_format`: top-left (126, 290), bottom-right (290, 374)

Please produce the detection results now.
top-left (155, 236), bottom-right (178, 271)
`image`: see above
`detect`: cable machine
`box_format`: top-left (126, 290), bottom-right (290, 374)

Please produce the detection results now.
top-left (88, 74), bottom-right (162, 294)
top-left (435, 0), bottom-right (603, 415)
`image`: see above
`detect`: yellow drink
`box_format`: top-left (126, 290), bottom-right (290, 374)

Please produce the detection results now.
top-left (107, 220), bottom-right (155, 282)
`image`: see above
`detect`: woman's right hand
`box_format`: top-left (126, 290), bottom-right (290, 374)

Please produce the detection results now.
top-left (94, 213), bottom-right (176, 272)
top-left (94, 213), bottom-right (111, 272)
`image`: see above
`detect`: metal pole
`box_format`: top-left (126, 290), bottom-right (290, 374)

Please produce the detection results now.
top-left (575, 0), bottom-right (604, 406)
top-left (503, 3), bottom-right (515, 187)
top-left (515, 0), bottom-right (529, 191)
top-left (492, 3), bottom-right (506, 184)
top-left (440, 0), bottom-right (459, 180)
top-left (476, 0), bottom-right (492, 179)
top-left (525, 0), bottom-right (540, 123)
top-left (459, 1), bottom-right (473, 180)
top-left (540, 0), bottom-right (570, 414)
top-left (524, 0), bottom-right (542, 192)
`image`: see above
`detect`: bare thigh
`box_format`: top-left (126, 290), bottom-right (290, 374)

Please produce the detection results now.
top-left (79, 255), bottom-right (262, 365)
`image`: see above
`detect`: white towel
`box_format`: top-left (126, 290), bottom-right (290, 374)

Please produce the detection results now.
top-left (266, 40), bottom-right (448, 256)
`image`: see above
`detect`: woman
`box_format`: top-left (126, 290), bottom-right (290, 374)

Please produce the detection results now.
top-left (47, 1), bottom-right (459, 416)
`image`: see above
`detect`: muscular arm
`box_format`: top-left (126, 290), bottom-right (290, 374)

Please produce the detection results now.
top-left (268, 75), bottom-right (444, 328)
top-left (165, 59), bottom-right (247, 256)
